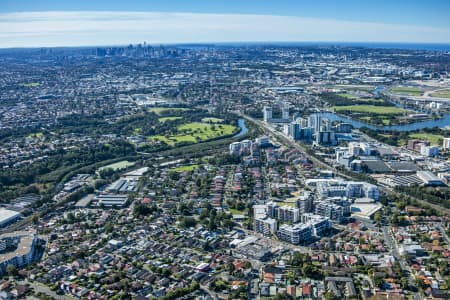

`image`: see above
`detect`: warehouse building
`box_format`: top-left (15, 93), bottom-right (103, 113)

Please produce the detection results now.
top-left (0, 209), bottom-right (22, 228)
top-left (416, 171), bottom-right (445, 186)
top-left (95, 194), bottom-right (129, 207)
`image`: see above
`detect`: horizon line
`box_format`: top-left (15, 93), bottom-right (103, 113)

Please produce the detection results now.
top-left (2, 40), bottom-right (450, 49)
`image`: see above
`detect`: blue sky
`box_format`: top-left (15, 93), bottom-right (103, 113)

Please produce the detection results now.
top-left (1, 0), bottom-right (450, 47)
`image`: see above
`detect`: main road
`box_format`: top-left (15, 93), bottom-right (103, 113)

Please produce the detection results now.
top-left (237, 113), bottom-right (329, 169)
top-left (381, 227), bottom-right (422, 300)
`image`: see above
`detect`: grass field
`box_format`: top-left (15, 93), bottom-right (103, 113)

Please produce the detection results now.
top-left (332, 105), bottom-right (408, 115)
top-left (201, 117), bottom-right (224, 123)
top-left (178, 122), bottom-right (236, 134)
top-left (281, 201), bottom-right (296, 208)
top-left (158, 116), bottom-right (183, 122)
top-left (333, 105), bottom-right (412, 126)
top-left (228, 208), bottom-right (246, 216)
top-left (337, 93), bottom-right (383, 103)
top-left (390, 86), bottom-right (423, 96)
top-left (337, 93), bottom-right (358, 99)
top-left (98, 160), bottom-right (135, 172)
top-left (360, 117), bottom-right (391, 125)
top-left (21, 82), bottom-right (40, 87)
top-left (28, 132), bottom-right (44, 139)
top-left (334, 85), bottom-right (374, 92)
top-left (148, 107), bottom-right (189, 115)
top-left (409, 133), bottom-right (444, 145)
top-left (150, 122), bottom-right (238, 146)
top-left (430, 88), bottom-right (450, 98)
top-left (170, 164), bottom-right (199, 172)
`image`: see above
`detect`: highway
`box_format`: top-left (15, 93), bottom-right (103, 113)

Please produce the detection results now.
top-left (237, 113), bottom-right (334, 171)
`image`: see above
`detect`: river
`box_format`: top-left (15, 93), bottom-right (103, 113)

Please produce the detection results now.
top-left (372, 85), bottom-right (385, 96)
top-left (234, 118), bottom-right (248, 137)
top-left (315, 112), bottom-right (450, 131)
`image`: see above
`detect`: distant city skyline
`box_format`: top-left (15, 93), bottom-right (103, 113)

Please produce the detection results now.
top-left (1, 0), bottom-right (450, 48)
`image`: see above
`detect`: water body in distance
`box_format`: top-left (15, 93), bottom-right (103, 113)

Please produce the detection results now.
top-left (316, 113), bottom-right (450, 132)
top-left (213, 42), bottom-right (450, 52)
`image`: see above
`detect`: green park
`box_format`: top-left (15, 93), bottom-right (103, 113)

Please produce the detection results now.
top-left (150, 122), bottom-right (238, 146)
top-left (390, 86), bottom-right (424, 96)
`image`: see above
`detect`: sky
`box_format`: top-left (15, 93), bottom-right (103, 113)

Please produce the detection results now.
top-left (1, 0), bottom-right (450, 48)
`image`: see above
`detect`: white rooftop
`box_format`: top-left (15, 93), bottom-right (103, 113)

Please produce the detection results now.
top-left (0, 208), bottom-right (21, 223)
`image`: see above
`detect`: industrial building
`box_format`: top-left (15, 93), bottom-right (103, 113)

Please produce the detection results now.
top-left (106, 179), bottom-right (138, 193)
top-left (0, 209), bottom-right (22, 228)
top-left (416, 171), bottom-right (445, 186)
top-left (96, 194), bottom-right (129, 207)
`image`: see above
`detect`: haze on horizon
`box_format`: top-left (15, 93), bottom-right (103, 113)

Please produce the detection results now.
top-left (1, 0), bottom-right (450, 48)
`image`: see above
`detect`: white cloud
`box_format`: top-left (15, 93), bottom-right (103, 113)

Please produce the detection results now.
top-left (0, 11), bottom-right (449, 47)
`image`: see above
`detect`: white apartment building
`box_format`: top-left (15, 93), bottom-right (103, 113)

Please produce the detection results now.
top-left (278, 223), bottom-right (312, 244)
top-left (277, 206), bottom-right (300, 223)
top-left (254, 216), bottom-right (278, 236)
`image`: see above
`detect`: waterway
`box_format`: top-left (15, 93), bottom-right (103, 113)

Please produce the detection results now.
top-left (317, 85), bottom-right (450, 131)
top-left (234, 118), bottom-right (248, 137)
top-left (315, 112), bottom-right (450, 131)
top-left (372, 85), bottom-right (385, 96)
